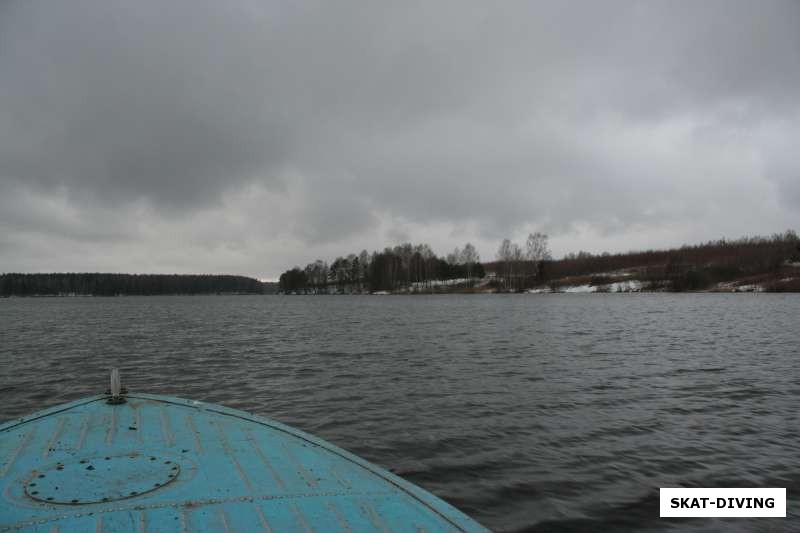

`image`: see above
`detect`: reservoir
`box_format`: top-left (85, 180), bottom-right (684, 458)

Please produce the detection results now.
top-left (1, 294), bottom-right (797, 531)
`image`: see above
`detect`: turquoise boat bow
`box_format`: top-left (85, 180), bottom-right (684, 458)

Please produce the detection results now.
top-left (0, 373), bottom-right (486, 532)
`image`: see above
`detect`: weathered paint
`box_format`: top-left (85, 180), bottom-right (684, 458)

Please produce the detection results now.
top-left (0, 394), bottom-right (487, 532)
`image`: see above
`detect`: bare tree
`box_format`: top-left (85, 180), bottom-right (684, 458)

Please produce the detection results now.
top-left (525, 232), bottom-right (552, 286)
top-left (394, 242), bottom-right (415, 290)
top-left (446, 246), bottom-right (461, 266)
top-left (510, 243), bottom-right (523, 290)
top-left (526, 232), bottom-right (552, 262)
top-left (415, 244), bottom-right (435, 290)
top-left (358, 249), bottom-right (370, 291)
top-left (303, 259), bottom-right (329, 293)
top-left (497, 239), bottom-right (513, 291)
top-left (461, 242), bottom-right (479, 282)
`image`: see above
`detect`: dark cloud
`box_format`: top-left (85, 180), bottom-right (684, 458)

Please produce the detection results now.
top-left (0, 1), bottom-right (292, 208)
top-left (1, 0), bottom-right (798, 276)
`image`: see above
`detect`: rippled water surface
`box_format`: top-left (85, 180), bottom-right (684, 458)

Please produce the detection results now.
top-left (1, 294), bottom-right (799, 531)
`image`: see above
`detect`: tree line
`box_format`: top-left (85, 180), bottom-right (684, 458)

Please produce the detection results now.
top-left (279, 242), bottom-right (486, 293)
top-left (0, 273), bottom-right (267, 296)
top-left (278, 234), bottom-right (553, 293)
top-left (490, 232), bottom-right (552, 291)
top-left (280, 229), bottom-right (800, 293)
top-left (542, 230), bottom-right (800, 290)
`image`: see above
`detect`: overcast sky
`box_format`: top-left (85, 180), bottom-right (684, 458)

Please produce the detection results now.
top-left (1, 1), bottom-right (798, 279)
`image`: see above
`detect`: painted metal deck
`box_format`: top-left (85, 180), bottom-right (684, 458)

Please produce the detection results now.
top-left (0, 393), bottom-right (486, 532)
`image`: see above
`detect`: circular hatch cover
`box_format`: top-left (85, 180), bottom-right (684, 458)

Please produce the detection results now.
top-left (25, 454), bottom-right (180, 505)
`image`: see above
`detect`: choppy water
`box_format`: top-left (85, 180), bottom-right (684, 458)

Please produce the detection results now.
top-left (1, 294), bottom-right (798, 531)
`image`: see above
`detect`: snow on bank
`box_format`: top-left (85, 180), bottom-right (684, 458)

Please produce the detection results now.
top-left (527, 287), bottom-right (552, 294)
top-left (732, 284), bottom-right (764, 292)
top-left (716, 282), bottom-right (765, 292)
top-left (527, 279), bottom-right (645, 293)
top-left (607, 280), bottom-right (643, 292)
top-left (563, 284), bottom-right (595, 293)
top-left (410, 278), bottom-right (471, 289)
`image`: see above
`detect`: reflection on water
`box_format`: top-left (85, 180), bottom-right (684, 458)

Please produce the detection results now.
top-left (1, 294), bottom-right (798, 531)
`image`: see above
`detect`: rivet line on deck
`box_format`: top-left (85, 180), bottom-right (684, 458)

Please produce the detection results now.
top-left (43, 418), bottom-right (67, 458)
top-left (218, 508), bottom-right (232, 533)
top-left (76, 413), bottom-right (91, 450)
top-left (245, 429), bottom-right (286, 490)
top-left (254, 505), bottom-right (273, 533)
top-left (105, 407), bottom-right (117, 445)
top-left (327, 501), bottom-right (353, 533)
top-left (213, 420), bottom-right (254, 491)
top-left (291, 503), bottom-right (315, 533)
top-left (0, 428), bottom-right (37, 477)
top-left (185, 414), bottom-right (203, 454)
top-left (281, 443), bottom-right (318, 488)
top-left (159, 409), bottom-right (173, 448)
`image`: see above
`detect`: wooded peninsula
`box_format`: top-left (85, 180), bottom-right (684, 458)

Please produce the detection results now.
top-left (278, 230), bottom-right (800, 294)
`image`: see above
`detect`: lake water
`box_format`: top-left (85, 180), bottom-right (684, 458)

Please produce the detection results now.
top-left (1, 294), bottom-right (798, 531)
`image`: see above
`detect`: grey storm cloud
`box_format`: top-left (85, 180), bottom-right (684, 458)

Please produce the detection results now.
top-left (0, 0), bottom-right (798, 277)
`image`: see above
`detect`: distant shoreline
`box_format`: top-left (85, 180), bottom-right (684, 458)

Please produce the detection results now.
top-left (278, 287), bottom-right (790, 295)
top-left (0, 292), bottom-right (268, 298)
top-left (279, 232), bottom-right (800, 294)
top-left (278, 271), bottom-right (799, 294)
top-left (0, 273), bottom-right (278, 297)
